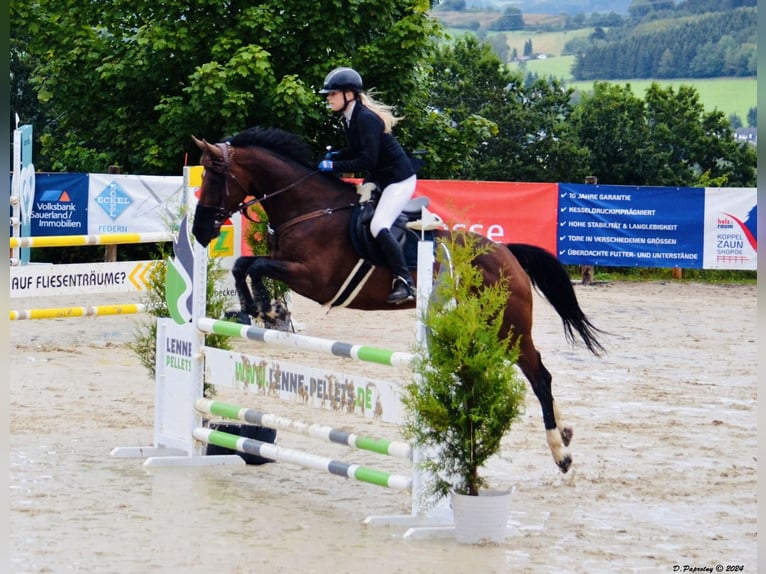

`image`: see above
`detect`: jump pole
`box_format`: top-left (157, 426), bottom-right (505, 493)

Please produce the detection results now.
top-left (192, 427), bottom-right (412, 490)
top-left (196, 318), bottom-right (414, 368)
top-left (195, 398), bottom-right (412, 460)
top-left (11, 303), bottom-right (146, 321)
top-left (10, 231), bottom-right (174, 249)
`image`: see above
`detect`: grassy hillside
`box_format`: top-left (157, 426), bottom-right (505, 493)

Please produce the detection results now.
top-left (509, 55), bottom-right (756, 121)
top-left (497, 28), bottom-right (594, 57)
top-left (437, 10), bottom-right (566, 31)
top-left (436, 10), bottom-right (756, 122)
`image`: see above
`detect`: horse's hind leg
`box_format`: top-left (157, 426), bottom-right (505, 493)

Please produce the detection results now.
top-left (517, 343), bottom-right (572, 473)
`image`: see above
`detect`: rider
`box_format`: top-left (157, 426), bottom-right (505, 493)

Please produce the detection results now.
top-left (317, 67), bottom-right (416, 305)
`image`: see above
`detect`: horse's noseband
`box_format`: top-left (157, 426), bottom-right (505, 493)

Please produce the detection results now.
top-left (200, 142), bottom-right (246, 221)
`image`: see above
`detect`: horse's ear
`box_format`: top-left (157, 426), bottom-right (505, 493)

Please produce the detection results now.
top-left (191, 135), bottom-right (222, 159)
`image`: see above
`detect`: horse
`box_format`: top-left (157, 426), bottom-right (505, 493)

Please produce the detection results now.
top-left (190, 127), bottom-right (605, 474)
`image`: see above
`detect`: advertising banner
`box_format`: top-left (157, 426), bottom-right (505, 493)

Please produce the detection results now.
top-left (30, 173), bottom-right (89, 236)
top-left (557, 183), bottom-right (705, 268)
top-left (88, 173), bottom-right (184, 234)
top-left (10, 260), bottom-right (160, 298)
top-left (414, 180), bottom-right (558, 253)
top-left (702, 187), bottom-right (757, 270)
top-left (203, 347), bottom-right (404, 424)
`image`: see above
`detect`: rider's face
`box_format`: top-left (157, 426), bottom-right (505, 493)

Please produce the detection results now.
top-left (325, 90), bottom-right (349, 113)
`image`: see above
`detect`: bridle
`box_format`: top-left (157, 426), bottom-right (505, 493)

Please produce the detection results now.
top-left (201, 141), bottom-right (322, 224)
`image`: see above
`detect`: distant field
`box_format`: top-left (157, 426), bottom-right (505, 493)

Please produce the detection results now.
top-left (508, 55), bottom-right (756, 121)
top-left (499, 28), bottom-right (594, 59)
top-left (509, 53), bottom-right (576, 79)
top-left (438, 10), bottom-right (756, 121)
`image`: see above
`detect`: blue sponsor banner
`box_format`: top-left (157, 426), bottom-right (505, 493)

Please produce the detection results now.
top-left (557, 183), bottom-right (705, 268)
top-left (30, 173), bottom-right (89, 236)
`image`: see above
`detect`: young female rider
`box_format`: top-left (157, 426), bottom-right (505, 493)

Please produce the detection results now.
top-left (317, 67), bottom-right (416, 304)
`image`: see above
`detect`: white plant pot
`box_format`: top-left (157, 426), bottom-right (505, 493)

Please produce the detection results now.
top-left (450, 489), bottom-right (512, 545)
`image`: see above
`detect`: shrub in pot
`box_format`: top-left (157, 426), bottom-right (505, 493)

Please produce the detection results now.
top-left (401, 232), bottom-right (526, 539)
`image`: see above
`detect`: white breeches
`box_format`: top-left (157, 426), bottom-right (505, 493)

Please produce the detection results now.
top-left (370, 175), bottom-right (417, 238)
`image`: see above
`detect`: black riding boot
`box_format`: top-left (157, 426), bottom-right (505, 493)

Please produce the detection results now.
top-left (375, 229), bottom-right (415, 304)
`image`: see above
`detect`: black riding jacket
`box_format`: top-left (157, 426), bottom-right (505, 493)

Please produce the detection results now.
top-left (330, 102), bottom-right (415, 189)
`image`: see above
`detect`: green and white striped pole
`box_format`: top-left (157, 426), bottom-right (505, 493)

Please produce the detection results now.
top-left (193, 427), bottom-right (412, 491)
top-left (196, 317), bottom-right (414, 368)
top-left (195, 398), bottom-right (412, 460)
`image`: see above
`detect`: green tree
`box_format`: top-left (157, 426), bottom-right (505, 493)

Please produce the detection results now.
top-left (486, 34), bottom-right (510, 63)
top-left (478, 76), bottom-right (590, 183)
top-left (10, 23), bottom-right (47, 160)
top-left (523, 38), bottom-right (533, 57)
top-left (570, 82), bottom-right (651, 185)
top-left (12, 0), bottom-right (442, 174)
top-left (487, 7), bottom-right (525, 31)
top-left (746, 107), bottom-right (757, 128)
top-left (571, 81), bottom-right (755, 187)
top-left (427, 35), bottom-right (589, 183)
top-left (419, 35), bottom-right (507, 178)
top-left (643, 82), bottom-right (754, 186)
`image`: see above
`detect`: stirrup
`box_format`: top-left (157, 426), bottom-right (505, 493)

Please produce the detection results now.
top-left (387, 277), bottom-right (415, 304)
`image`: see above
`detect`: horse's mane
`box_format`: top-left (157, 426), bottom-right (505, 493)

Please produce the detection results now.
top-left (227, 127), bottom-right (314, 168)
top-left (226, 126), bottom-right (356, 194)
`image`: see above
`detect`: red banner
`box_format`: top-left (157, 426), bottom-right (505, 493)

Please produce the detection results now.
top-left (239, 179), bottom-right (560, 256)
top-left (415, 180), bottom-right (559, 253)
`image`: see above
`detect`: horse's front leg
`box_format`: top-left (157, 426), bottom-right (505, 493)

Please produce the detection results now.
top-left (242, 257), bottom-right (293, 327)
top-left (229, 256), bottom-right (260, 324)
top-left (518, 347), bottom-right (572, 473)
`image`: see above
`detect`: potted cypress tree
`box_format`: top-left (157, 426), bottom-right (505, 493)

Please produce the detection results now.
top-left (400, 232), bottom-right (527, 544)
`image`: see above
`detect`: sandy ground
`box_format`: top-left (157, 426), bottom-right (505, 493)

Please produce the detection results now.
top-left (9, 280), bottom-right (757, 573)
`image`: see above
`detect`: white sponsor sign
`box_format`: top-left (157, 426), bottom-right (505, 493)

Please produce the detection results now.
top-left (10, 260), bottom-right (161, 298)
top-left (204, 346), bottom-right (404, 424)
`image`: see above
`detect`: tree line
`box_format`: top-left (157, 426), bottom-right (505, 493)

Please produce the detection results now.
top-left (571, 7), bottom-right (756, 80)
top-left (10, 1), bottom-right (755, 189)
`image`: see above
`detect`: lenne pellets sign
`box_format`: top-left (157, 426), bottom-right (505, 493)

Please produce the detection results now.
top-left (557, 184), bottom-right (705, 268)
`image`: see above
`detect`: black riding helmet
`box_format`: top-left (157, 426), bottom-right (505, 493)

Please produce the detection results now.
top-left (318, 67), bottom-right (364, 94)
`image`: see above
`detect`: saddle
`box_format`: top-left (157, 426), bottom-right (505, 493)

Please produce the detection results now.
top-left (349, 190), bottom-right (442, 269)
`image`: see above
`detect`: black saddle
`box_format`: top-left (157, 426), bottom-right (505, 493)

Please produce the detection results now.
top-left (350, 195), bottom-right (433, 269)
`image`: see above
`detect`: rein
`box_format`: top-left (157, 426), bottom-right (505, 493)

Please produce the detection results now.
top-left (274, 203), bottom-right (356, 237)
top-left (204, 142), bottom-right (353, 230)
top-left (204, 142), bottom-right (322, 223)
top-left (237, 169), bottom-right (321, 223)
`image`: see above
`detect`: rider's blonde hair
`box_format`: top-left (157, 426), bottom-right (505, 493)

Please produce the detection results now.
top-left (358, 91), bottom-right (403, 134)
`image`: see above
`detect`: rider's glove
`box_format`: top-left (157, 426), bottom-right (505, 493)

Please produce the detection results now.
top-left (324, 150), bottom-right (341, 160)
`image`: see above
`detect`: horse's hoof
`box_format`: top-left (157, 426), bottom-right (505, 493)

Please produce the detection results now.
top-left (557, 454), bottom-right (572, 474)
top-left (271, 301), bottom-right (290, 321)
top-left (561, 426), bottom-right (573, 447)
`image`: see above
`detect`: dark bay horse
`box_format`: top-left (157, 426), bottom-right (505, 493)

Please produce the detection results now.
top-left (191, 127), bottom-right (605, 474)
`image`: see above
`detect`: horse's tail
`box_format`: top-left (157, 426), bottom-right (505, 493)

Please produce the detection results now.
top-left (506, 243), bottom-right (606, 356)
